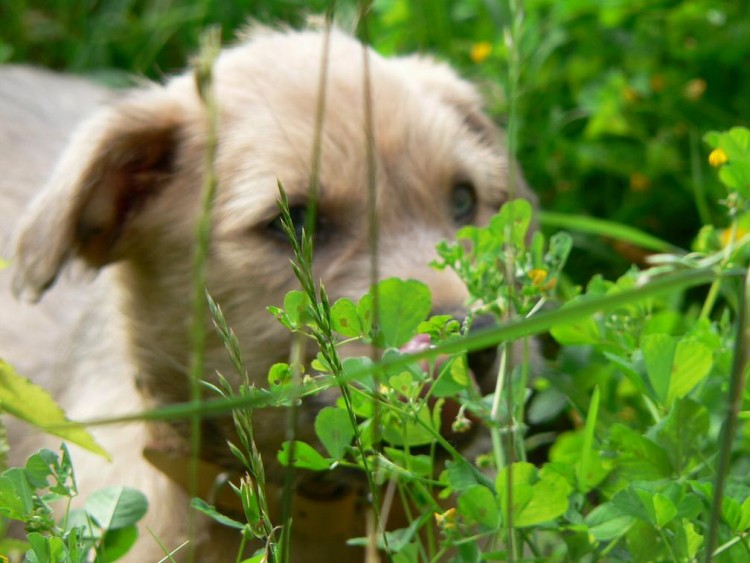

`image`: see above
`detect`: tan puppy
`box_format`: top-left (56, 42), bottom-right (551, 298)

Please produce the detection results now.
top-left (0, 27), bottom-right (534, 561)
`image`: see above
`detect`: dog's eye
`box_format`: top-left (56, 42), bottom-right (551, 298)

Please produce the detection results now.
top-left (269, 204), bottom-right (307, 241)
top-left (269, 204), bottom-right (316, 242)
top-left (451, 182), bottom-right (477, 225)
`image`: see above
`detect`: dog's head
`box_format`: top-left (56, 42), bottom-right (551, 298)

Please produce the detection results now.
top-left (12, 28), bottom-right (535, 462)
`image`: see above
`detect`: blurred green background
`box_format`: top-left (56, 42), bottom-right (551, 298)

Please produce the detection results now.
top-left (1, 0), bottom-right (748, 282)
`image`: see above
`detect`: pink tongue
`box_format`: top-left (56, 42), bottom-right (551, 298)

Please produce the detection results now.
top-left (400, 333), bottom-right (432, 355)
top-left (400, 334), bottom-right (478, 441)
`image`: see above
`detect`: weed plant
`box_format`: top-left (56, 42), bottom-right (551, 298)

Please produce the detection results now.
top-left (1, 2), bottom-right (750, 563)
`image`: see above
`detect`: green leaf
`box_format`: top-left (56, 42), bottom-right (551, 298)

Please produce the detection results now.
top-left (357, 293), bottom-right (375, 336)
top-left (641, 335), bottom-right (711, 406)
top-left (0, 360), bottom-right (110, 460)
top-left (432, 356), bottom-right (471, 398)
top-left (24, 449), bottom-right (57, 489)
top-left (609, 424), bottom-right (672, 481)
top-left (740, 496), bottom-right (750, 531)
top-left (26, 534), bottom-right (67, 563)
top-left (703, 130), bottom-right (721, 148)
top-left (494, 199), bottom-right (533, 248)
top-left (550, 315), bottom-right (600, 345)
top-left (626, 521), bottom-right (664, 562)
top-left (496, 462), bottom-right (571, 528)
top-left (549, 430), bottom-right (609, 492)
top-left (277, 441), bottom-right (332, 471)
top-left (100, 525), bottom-right (139, 561)
top-left (382, 517), bottom-right (425, 552)
top-left (25, 446), bottom-right (76, 497)
top-left (458, 485), bottom-right (499, 528)
top-left (719, 127), bottom-right (750, 161)
top-left (641, 333), bottom-right (676, 403)
top-left (341, 357), bottom-right (376, 390)
top-left (723, 497), bottom-right (742, 531)
top-left (190, 498), bottom-right (245, 530)
top-left (389, 372), bottom-right (418, 399)
top-left (283, 290), bottom-right (312, 328)
top-left (383, 448), bottom-right (433, 478)
top-left (331, 298), bottom-right (363, 337)
top-left (651, 493), bottom-right (678, 528)
top-left (676, 520), bottom-right (703, 560)
top-left (0, 468), bottom-right (33, 518)
top-left (720, 161), bottom-right (750, 193)
top-left (444, 459), bottom-right (486, 493)
top-left (417, 315), bottom-right (460, 341)
top-left (373, 278), bottom-right (431, 347)
top-left (611, 482), bottom-right (689, 528)
top-left (267, 363), bottom-right (292, 387)
top-left (577, 386), bottom-right (600, 493)
top-left (67, 508), bottom-right (99, 539)
top-left (585, 503), bottom-right (633, 541)
top-left (314, 407), bottom-right (355, 460)
top-left (650, 398), bottom-right (709, 473)
top-left (381, 404), bottom-right (436, 447)
top-left (668, 338), bottom-right (712, 403)
top-left (85, 486), bottom-right (148, 531)
top-left (612, 483), bottom-right (654, 524)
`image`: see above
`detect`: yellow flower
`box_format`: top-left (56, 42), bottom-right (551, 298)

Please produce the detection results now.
top-left (529, 268), bottom-right (558, 291)
top-left (434, 508), bottom-right (457, 530)
top-left (709, 147), bottom-right (728, 167)
top-left (720, 226), bottom-right (749, 248)
top-left (529, 268), bottom-right (548, 286)
top-left (470, 42), bottom-right (492, 64)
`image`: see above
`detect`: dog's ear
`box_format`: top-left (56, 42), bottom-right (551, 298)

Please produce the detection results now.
top-left (12, 87), bottom-right (186, 302)
top-left (397, 55), bottom-right (537, 205)
top-left (394, 55), bottom-right (499, 143)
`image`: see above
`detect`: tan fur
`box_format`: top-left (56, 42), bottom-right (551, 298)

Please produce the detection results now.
top-left (0, 28), bottom-right (535, 561)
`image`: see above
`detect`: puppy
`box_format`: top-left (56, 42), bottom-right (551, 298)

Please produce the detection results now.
top-left (0, 26), bottom-right (535, 561)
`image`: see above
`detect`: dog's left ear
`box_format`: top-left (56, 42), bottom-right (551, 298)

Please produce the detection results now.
top-left (12, 87), bottom-right (187, 302)
top-left (394, 54), bottom-right (499, 143)
top-left (396, 55), bottom-right (537, 205)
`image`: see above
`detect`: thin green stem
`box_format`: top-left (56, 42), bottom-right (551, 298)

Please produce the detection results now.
top-left (278, 334), bottom-right (305, 563)
top-left (490, 344), bottom-right (508, 472)
top-left (704, 266), bottom-right (750, 561)
top-left (187, 26), bottom-right (221, 561)
top-left (712, 531), bottom-right (750, 558)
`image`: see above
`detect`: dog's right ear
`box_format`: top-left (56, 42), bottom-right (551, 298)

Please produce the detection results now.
top-left (12, 87), bottom-right (187, 302)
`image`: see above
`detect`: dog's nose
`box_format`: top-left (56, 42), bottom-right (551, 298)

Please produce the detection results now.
top-left (466, 315), bottom-right (499, 391)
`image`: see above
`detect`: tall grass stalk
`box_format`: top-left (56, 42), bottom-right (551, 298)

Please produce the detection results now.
top-left (495, 0), bottom-right (525, 557)
top-left (187, 25), bottom-right (221, 560)
top-left (84, 265), bottom-right (728, 429)
top-left (705, 266), bottom-right (750, 561)
top-left (356, 1), bottom-right (389, 558)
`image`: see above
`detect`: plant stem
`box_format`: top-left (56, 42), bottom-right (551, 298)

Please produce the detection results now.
top-left (187, 26), bottom-right (221, 561)
top-left (704, 266), bottom-right (750, 561)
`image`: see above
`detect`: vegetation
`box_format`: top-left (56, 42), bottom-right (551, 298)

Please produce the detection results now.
top-left (1, 1), bottom-right (749, 562)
